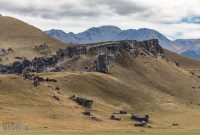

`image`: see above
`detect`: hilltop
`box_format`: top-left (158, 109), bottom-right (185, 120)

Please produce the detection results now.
top-left (0, 16), bottom-right (70, 64)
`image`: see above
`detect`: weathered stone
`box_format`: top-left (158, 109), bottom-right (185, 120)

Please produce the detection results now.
top-left (83, 110), bottom-right (91, 116)
top-left (175, 61), bottom-right (180, 67)
top-left (96, 53), bottom-right (109, 73)
top-left (0, 39), bottom-right (165, 74)
top-left (131, 114), bottom-right (149, 123)
top-left (53, 95), bottom-right (60, 101)
top-left (134, 121), bottom-right (147, 127)
top-left (172, 123), bottom-right (179, 126)
top-left (0, 65), bottom-right (8, 73)
top-left (119, 109), bottom-right (128, 114)
top-left (110, 115), bottom-right (121, 121)
top-left (70, 95), bottom-right (93, 108)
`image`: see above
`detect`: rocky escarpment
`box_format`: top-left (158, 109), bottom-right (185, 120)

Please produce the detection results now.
top-left (0, 39), bottom-right (164, 74)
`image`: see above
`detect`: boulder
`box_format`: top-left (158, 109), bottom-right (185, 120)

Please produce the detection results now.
top-left (96, 53), bottom-right (109, 73)
top-left (110, 115), bottom-right (121, 121)
top-left (70, 95), bottom-right (93, 108)
top-left (119, 109), bottom-right (128, 114)
top-left (131, 114), bottom-right (149, 123)
top-left (53, 95), bottom-right (60, 101)
top-left (134, 121), bottom-right (147, 127)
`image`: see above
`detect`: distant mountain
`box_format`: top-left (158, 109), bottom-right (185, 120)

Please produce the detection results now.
top-left (174, 39), bottom-right (200, 60)
top-left (116, 28), bottom-right (177, 51)
top-left (45, 26), bottom-right (177, 51)
top-left (46, 26), bottom-right (121, 44)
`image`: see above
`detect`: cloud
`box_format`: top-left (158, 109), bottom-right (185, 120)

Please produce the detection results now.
top-left (87, 0), bottom-right (149, 15)
top-left (1, 0), bottom-right (200, 39)
top-left (181, 16), bottom-right (200, 24)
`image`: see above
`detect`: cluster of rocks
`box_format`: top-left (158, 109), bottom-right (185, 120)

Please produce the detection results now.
top-left (110, 110), bottom-right (150, 127)
top-left (34, 43), bottom-right (49, 51)
top-left (86, 39), bottom-right (164, 73)
top-left (0, 48), bottom-right (13, 55)
top-left (0, 48), bottom-right (14, 61)
top-left (23, 73), bottom-right (57, 86)
top-left (0, 39), bottom-right (165, 74)
top-left (70, 95), bottom-right (152, 125)
top-left (70, 95), bottom-right (93, 108)
top-left (86, 39), bottom-right (164, 57)
top-left (34, 43), bottom-right (51, 55)
top-left (70, 95), bottom-right (102, 121)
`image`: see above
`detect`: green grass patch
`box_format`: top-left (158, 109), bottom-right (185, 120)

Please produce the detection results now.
top-left (1, 129), bottom-right (200, 135)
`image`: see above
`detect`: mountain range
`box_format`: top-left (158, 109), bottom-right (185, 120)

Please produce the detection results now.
top-left (45, 26), bottom-right (177, 51)
top-left (174, 39), bottom-right (200, 60)
top-left (46, 26), bottom-right (200, 60)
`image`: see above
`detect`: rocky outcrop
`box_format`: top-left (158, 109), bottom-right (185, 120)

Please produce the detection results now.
top-left (0, 48), bottom-right (14, 61)
top-left (0, 39), bottom-right (165, 74)
top-left (96, 54), bottom-right (109, 73)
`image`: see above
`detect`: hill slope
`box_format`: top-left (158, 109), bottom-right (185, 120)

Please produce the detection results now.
top-left (0, 16), bottom-right (69, 64)
top-left (0, 17), bottom-right (200, 131)
top-left (1, 40), bottom-right (200, 131)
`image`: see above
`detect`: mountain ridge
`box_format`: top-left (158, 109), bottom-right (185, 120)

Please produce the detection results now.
top-left (174, 39), bottom-right (200, 60)
top-left (45, 26), bottom-right (177, 51)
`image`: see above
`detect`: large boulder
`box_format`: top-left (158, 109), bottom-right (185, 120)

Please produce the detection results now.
top-left (96, 53), bottom-right (109, 73)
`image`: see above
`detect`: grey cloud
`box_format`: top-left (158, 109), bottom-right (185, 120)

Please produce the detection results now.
top-left (0, 0), bottom-right (54, 18)
top-left (0, 0), bottom-right (103, 19)
top-left (0, 0), bottom-right (151, 19)
top-left (87, 0), bottom-right (148, 15)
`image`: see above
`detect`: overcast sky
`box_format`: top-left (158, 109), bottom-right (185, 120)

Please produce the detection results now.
top-left (1, 0), bottom-right (200, 40)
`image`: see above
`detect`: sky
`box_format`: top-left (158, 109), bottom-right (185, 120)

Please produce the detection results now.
top-left (0, 0), bottom-right (200, 40)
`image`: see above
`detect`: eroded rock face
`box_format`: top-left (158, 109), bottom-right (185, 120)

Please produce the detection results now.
top-left (8, 59), bottom-right (31, 74)
top-left (0, 39), bottom-right (165, 74)
top-left (96, 54), bottom-right (109, 73)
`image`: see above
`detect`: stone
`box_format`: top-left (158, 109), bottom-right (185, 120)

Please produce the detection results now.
top-left (175, 62), bottom-right (180, 67)
top-left (134, 121), bottom-right (147, 127)
top-left (0, 39), bottom-right (165, 74)
top-left (119, 109), bottom-right (128, 114)
top-left (83, 110), bottom-right (91, 116)
top-left (90, 116), bottom-right (102, 121)
top-left (96, 53), bottom-right (109, 73)
top-left (53, 95), bottom-right (60, 101)
top-left (110, 115), bottom-right (121, 121)
top-left (70, 95), bottom-right (93, 108)
top-left (131, 114), bottom-right (149, 123)
top-left (172, 123), bottom-right (179, 126)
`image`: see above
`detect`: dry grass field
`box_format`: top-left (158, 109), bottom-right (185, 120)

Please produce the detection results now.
top-left (0, 53), bottom-right (200, 131)
top-left (0, 16), bottom-right (200, 133)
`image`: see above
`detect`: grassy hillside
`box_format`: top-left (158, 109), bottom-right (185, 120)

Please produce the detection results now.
top-left (0, 16), bottom-right (70, 64)
top-left (0, 17), bottom-right (200, 131)
top-left (164, 49), bottom-right (200, 70)
top-left (0, 50), bottom-right (200, 131)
